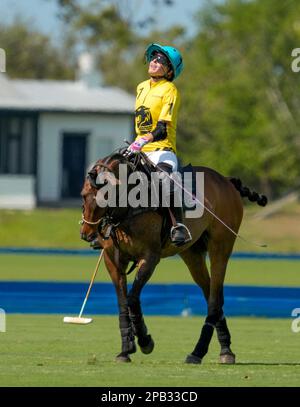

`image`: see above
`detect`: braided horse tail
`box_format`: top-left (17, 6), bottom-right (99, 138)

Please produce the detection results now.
top-left (229, 178), bottom-right (268, 207)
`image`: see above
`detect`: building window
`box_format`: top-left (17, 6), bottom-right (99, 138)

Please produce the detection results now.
top-left (0, 114), bottom-right (37, 175)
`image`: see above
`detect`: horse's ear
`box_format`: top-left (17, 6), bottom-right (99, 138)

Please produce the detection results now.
top-left (104, 172), bottom-right (120, 186)
top-left (87, 168), bottom-right (100, 189)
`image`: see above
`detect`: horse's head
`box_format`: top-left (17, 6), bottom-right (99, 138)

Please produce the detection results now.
top-left (80, 152), bottom-right (131, 243)
top-left (80, 171), bottom-right (104, 243)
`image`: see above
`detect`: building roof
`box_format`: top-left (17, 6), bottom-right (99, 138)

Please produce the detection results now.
top-left (0, 74), bottom-right (135, 114)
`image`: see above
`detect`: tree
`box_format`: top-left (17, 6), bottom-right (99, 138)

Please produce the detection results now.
top-left (178, 0), bottom-right (300, 198)
top-left (0, 18), bottom-right (76, 79)
top-left (52, 0), bottom-right (185, 92)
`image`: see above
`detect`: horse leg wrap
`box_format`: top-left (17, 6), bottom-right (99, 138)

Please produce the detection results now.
top-left (130, 313), bottom-right (153, 350)
top-left (119, 314), bottom-right (136, 354)
top-left (192, 322), bottom-right (215, 359)
top-left (128, 296), bottom-right (147, 338)
top-left (216, 316), bottom-right (231, 350)
top-left (216, 316), bottom-right (235, 362)
top-left (135, 319), bottom-right (151, 348)
top-left (130, 314), bottom-right (147, 336)
top-left (127, 296), bottom-right (153, 352)
top-left (120, 327), bottom-right (136, 354)
top-left (132, 319), bottom-right (154, 354)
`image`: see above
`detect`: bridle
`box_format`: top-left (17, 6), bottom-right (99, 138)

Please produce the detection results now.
top-left (79, 158), bottom-right (115, 227)
top-left (79, 152), bottom-right (138, 228)
top-left (79, 214), bottom-right (102, 226)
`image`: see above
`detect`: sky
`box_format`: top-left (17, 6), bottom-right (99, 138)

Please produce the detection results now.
top-left (0, 0), bottom-right (204, 41)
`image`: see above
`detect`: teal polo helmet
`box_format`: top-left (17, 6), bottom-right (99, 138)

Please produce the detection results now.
top-left (145, 43), bottom-right (184, 81)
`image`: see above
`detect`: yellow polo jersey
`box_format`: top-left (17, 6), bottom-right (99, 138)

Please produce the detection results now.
top-left (134, 78), bottom-right (180, 153)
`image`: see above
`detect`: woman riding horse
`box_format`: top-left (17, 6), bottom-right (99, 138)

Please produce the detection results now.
top-left (80, 43), bottom-right (268, 365)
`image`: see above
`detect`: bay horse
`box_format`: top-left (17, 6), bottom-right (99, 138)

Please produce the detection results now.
top-left (80, 151), bottom-right (267, 364)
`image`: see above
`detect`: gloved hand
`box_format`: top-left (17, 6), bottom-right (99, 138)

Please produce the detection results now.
top-left (127, 136), bottom-right (150, 154)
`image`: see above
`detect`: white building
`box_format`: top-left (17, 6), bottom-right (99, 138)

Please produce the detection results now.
top-left (0, 74), bottom-right (135, 208)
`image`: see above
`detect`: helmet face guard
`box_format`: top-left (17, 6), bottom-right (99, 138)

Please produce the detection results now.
top-left (145, 43), bottom-right (183, 81)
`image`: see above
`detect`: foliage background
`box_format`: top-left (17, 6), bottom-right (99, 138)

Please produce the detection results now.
top-left (1, 0), bottom-right (300, 199)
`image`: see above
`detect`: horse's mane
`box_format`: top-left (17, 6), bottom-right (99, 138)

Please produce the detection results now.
top-left (87, 150), bottom-right (140, 189)
top-left (92, 152), bottom-right (124, 169)
top-left (94, 149), bottom-right (153, 175)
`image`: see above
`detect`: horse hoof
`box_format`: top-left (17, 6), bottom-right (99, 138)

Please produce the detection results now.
top-left (219, 352), bottom-right (235, 364)
top-left (115, 353), bottom-right (131, 363)
top-left (139, 335), bottom-right (155, 354)
top-left (185, 354), bottom-right (202, 364)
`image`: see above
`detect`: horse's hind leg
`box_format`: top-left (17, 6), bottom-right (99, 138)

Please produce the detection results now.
top-left (209, 236), bottom-right (235, 364)
top-left (185, 236), bottom-right (235, 364)
top-left (215, 299), bottom-right (235, 364)
top-left (179, 247), bottom-right (210, 304)
top-left (127, 254), bottom-right (160, 355)
top-left (180, 247), bottom-right (211, 364)
top-left (180, 245), bottom-right (234, 364)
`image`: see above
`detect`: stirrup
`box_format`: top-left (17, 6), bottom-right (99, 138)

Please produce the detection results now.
top-left (170, 223), bottom-right (192, 247)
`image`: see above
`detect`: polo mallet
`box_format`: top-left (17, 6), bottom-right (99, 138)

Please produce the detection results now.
top-left (63, 249), bottom-right (104, 325)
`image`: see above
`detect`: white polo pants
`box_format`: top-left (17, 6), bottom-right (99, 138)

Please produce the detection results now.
top-left (144, 151), bottom-right (178, 172)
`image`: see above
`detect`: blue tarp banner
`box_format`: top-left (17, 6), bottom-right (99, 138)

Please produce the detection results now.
top-left (0, 281), bottom-right (299, 318)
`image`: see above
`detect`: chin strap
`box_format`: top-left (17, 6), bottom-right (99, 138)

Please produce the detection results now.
top-left (150, 75), bottom-right (165, 80)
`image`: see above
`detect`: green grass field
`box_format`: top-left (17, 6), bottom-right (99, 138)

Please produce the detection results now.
top-left (1, 254), bottom-right (299, 286)
top-left (0, 205), bottom-right (299, 387)
top-left (1, 254), bottom-right (299, 387)
top-left (0, 202), bottom-right (300, 252)
top-left (1, 315), bottom-right (299, 387)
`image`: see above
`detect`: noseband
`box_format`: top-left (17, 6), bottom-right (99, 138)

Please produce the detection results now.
top-left (79, 214), bottom-right (102, 226)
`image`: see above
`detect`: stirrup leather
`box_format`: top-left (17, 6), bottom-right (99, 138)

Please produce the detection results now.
top-left (170, 223), bottom-right (192, 245)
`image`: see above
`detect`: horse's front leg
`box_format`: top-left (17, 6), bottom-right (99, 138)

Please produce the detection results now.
top-left (127, 254), bottom-right (160, 355)
top-left (104, 250), bottom-right (135, 362)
